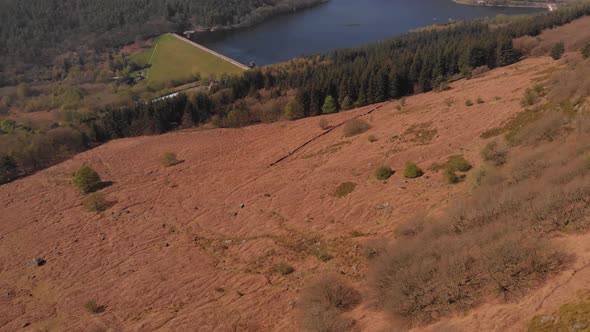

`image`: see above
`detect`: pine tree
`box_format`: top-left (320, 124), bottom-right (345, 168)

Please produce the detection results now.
top-left (322, 95), bottom-right (337, 114)
top-left (340, 96), bottom-right (352, 110)
top-left (284, 101), bottom-right (304, 120)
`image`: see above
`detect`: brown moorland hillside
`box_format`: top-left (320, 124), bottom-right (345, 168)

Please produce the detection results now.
top-left (2, 55), bottom-right (589, 332)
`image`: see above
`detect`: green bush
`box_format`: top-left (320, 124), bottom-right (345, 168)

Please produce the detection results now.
top-left (161, 152), bottom-right (181, 167)
top-left (477, 97), bottom-right (485, 104)
top-left (403, 162), bottom-right (424, 179)
top-left (84, 300), bottom-right (103, 314)
top-left (333, 182), bottom-right (357, 198)
top-left (368, 135), bottom-right (378, 143)
top-left (465, 99), bottom-right (474, 107)
top-left (72, 165), bottom-right (101, 194)
top-left (340, 96), bottom-right (352, 110)
top-left (446, 155), bottom-right (472, 172)
top-left (322, 95), bottom-right (338, 114)
top-left (374, 166), bottom-right (393, 180)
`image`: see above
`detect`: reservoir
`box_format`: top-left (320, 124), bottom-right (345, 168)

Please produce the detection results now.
top-left (194, 0), bottom-right (544, 66)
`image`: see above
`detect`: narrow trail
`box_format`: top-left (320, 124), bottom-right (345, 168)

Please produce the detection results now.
top-left (146, 43), bottom-right (159, 80)
top-left (534, 260), bottom-right (590, 311)
top-left (269, 101), bottom-right (391, 167)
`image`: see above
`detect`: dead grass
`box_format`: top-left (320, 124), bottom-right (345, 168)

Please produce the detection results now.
top-left (548, 58), bottom-right (590, 106)
top-left (481, 107), bottom-right (544, 140)
top-left (506, 111), bottom-right (568, 146)
top-left (303, 141), bottom-right (351, 159)
top-left (528, 294), bottom-right (590, 332)
top-left (403, 122), bottom-right (437, 145)
top-left (298, 274), bottom-right (361, 332)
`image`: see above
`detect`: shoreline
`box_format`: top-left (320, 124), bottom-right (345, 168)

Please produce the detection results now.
top-left (192, 0), bottom-right (329, 33)
top-left (452, 0), bottom-right (555, 10)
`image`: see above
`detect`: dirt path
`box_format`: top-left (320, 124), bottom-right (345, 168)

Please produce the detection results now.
top-left (169, 33), bottom-right (250, 70)
top-left (269, 102), bottom-right (390, 166)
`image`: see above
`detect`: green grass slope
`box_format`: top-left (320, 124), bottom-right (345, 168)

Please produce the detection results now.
top-left (131, 34), bottom-right (245, 83)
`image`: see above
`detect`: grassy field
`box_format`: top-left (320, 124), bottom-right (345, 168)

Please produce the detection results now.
top-left (131, 34), bottom-right (245, 84)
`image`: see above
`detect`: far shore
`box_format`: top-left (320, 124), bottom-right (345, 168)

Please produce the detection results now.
top-left (452, 0), bottom-right (553, 9)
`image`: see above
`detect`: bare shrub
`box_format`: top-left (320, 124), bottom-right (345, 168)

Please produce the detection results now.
top-left (343, 119), bottom-right (370, 137)
top-left (273, 262), bottom-right (295, 276)
top-left (471, 65), bottom-right (490, 77)
top-left (298, 274), bottom-right (361, 332)
top-left (83, 193), bottom-right (110, 212)
top-left (481, 141), bottom-right (508, 166)
top-left (514, 35), bottom-right (541, 55)
top-left (548, 60), bottom-right (590, 105)
top-left (319, 118), bottom-right (330, 130)
top-left (314, 247), bottom-right (333, 262)
top-left (394, 214), bottom-right (425, 238)
top-left (366, 111), bottom-right (590, 325)
top-left (370, 224), bottom-right (564, 324)
top-left (471, 166), bottom-right (490, 189)
top-left (507, 111), bottom-right (567, 146)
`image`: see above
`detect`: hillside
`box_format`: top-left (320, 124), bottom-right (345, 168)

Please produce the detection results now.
top-left (4, 55), bottom-right (588, 331)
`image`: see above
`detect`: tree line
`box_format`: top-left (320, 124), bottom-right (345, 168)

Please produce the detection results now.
top-left (224, 4), bottom-right (590, 118)
top-left (0, 93), bottom-right (213, 184)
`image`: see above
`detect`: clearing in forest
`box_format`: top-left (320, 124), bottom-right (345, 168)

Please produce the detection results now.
top-left (131, 34), bottom-right (246, 84)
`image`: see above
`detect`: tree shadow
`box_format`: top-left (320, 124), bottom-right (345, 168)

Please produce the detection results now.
top-left (90, 181), bottom-right (114, 193)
